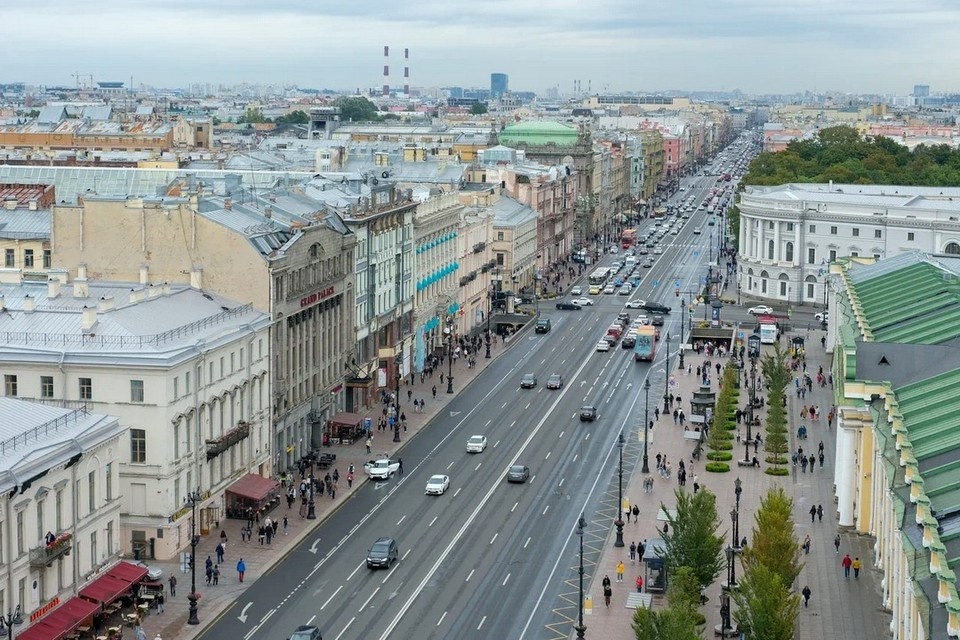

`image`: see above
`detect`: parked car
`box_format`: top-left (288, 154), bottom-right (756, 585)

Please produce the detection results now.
top-left (507, 465), bottom-right (530, 483)
top-left (596, 340), bottom-right (611, 352)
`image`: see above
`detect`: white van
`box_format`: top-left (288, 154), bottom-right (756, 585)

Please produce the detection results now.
top-left (624, 256), bottom-right (638, 268)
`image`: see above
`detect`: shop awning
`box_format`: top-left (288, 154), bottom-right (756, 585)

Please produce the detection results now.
top-left (19, 597), bottom-right (99, 640)
top-left (226, 473), bottom-right (280, 502)
top-left (329, 412), bottom-right (363, 428)
top-left (78, 561), bottom-right (148, 605)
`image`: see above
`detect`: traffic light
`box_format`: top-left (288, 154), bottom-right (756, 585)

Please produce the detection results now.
top-left (675, 288), bottom-right (680, 297)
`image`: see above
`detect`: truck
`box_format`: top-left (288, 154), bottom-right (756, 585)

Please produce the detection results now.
top-left (633, 326), bottom-right (658, 361)
top-left (755, 315), bottom-right (779, 344)
top-left (620, 229), bottom-right (638, 249)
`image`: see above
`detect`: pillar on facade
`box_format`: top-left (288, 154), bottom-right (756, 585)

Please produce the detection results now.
top-left (836, 413), bottom-right (859, 527)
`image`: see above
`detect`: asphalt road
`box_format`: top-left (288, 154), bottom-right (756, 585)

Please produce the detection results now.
top-left (200, 174), bottom-right (724, 640)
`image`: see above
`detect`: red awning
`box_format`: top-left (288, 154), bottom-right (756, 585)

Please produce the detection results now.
top-left (226, 473), bottom-right (280, 502)
top-left (329, 411), bottom-right (363, 427)
top-left (78, 561), bottom-right (148, 605)
top-left (18, 597), bottom-right (98, 640)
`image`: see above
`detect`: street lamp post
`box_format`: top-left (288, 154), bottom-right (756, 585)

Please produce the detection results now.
top-left (729, 512), bottom-right (738, 587)
top-left (485, 285), bottom-right (492, 359)
top-left (678, 299), bottom-right (685, 370)
top-left (306, 457), bottom-right (316, 520)
top-left (642, 379), bottom-right (651, 473)
top-left (745, 358), bottom-right (757, 462)
top-left (575, 513), bottom-right (587, 640)
top-left (662, 332), bottom-right (671, 415)
top-left (734, 478), bottom-right (742, 548)
top-left (186, 488), bottom-right (202, 625)
top-left (445, 320), bottom-right (455, 394)
top-left (393, 353), bottom-right (402, 443)
top-left (0, 606), bottom-right (22, 640)
top-left (614, 431), bottom-right (626, 547)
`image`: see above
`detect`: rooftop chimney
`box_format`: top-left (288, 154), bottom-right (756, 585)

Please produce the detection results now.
top-left (161, 282), bottom-right (172, 296)
top-left (0, 295), bottom-right (4, 311)
top-left (97, 296), bottom-right (115, 312)
top-left (224, 197), bottom-right (233, 210)
top-left (129, 288), bottom-right (146, 304)
top-left (77, 263), bottom-right (88, 280)
top-left (147, 284), bottom-right (161, 299)
top-left (47, 278), bottom-right (61, 299)
top-left (81, 305), bottom-right (97, 332)
top-left (3, 198), bottom-right (16, 210)
top-left (23, 294), bottom-right (35, 313)
top-left (190, 267), bottom-right (203, 290)
top-left (139, 264), bottom-right (149, 285)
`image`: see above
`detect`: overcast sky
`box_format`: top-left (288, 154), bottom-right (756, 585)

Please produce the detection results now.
top-left (4, 0), bottom-right (959, 95)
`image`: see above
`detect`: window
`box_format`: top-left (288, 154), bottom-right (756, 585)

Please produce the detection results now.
top-left (946, 242), bottom-right (960, 255)
top-left (55, 488), bottom-right (63, 531)
top-left (852, 228), bottom-right (859, 237)
top-left (130, 429), bottom-right (146, 463)
top-left (90, 531), bottom-right (97, 566)
top-left (130, 379), bottom-right (144, 403)
top-left (808, 225), bottom-right (816, 233)
top-left (807, 283), bottom-right (815, 298)
top-left (808, 248), bottom-right (816, 264)
top-left (908, 232), bottom-right (915, 241)
top-left (107, 521), bottom-right (114, 558)
top-left (3, 375), bottom-right (16, 397)
top-left (497, 232), bottom-right (504, 241)
top-left (40, 375), bottom-right (54, 398)
top-left (208, 362), bottom-right (214, 383)
top-left (779, 281), bottom-right (787, 296)
top-left (785, 242), bottom-right (794, 262)
top-left (873, 253), bottom-right (881, 260)
top-left (239, 348), bottom-right (244, 367)
top-left (16, 511), bottom-right (23, 555)
top-left (829, 249), bottom-right (837, 262)
top-left (185, 370), bottom-right (191, 394)
top-left (851, 251), bottom-right (859, 257)
top-left (88, 471), bottom-right (96, 512)
top-left (105, 463), bottom-right (113, 501)
top-left (766, 240), bottom-right (774, 260)
top-left (18, 578), bottom-right (25, 612)
top-left (23, 249), bottom-right (34, 268)
top-left (786, 223), bottom-right (794, 231)
top-left (3, 249), bottom-right (12, 267)
top-left (830, 226), bottom-right (838, 235)
top-left (79, 377), bottom-right (92, 400)
top-left (173, 377), bottom-right (179, 400)
top-left (219, 357), bottom-right (224, 378)
top-left (36, 499), bottom-right (45, 543)
top-left (174, 424), bottom-right (180, 459)
top-left (496, 252), bottom-right (504, 266)
top-left (874, 229), bottom-right (882, 239)
top-left (43, 249), bottom-right (51, 268)
top-left (230, 353), bottom-right (235, 373)
top-left (258, 339), bottom-right (263, 360)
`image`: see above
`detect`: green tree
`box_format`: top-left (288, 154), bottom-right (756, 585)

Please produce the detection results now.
top-left (275, 110), bottom-right (309, 125)
top-left (470, 102), bottom-right (489, 115)
top-left (731, 563), bottom-right (799, 640)
top-left (761, 344), bottom-right (790, 471)
top-left (632, 604), bottom-right (702, 640)
top-left (741, 487), bottom-right (802, 587)
top-left (335, 96), bottom-right (380, 122)
top-left (238, 107), bottom-right (268, 124)
top-left (658, 489), bottom-right (725, 589)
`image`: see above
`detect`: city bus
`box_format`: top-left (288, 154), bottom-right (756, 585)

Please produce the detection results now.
top-left (588, 267), bottom-right (612, 286)
top-left (620, 229), bottom-right (638, 249)
top-left (633, 325), bottom-right (659, 361)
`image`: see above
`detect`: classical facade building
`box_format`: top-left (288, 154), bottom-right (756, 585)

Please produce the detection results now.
top-left (737, 183), bottom-right (960, 306)
top-left (456, 204), bottom-right (494, 336)
top-left (0, 276), bottom-right (270, 561)
top-left (0, 398), bottom-right (124, 628)
top-left (0, 183), bottom-right (54, 277)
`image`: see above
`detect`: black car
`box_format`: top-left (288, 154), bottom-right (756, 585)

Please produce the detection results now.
top-left (621, 335), bottom-right (636, 349)
top-left (580, 406), bottom-right (597, 422)
top-left (289, 625), bottom-right (323, 640)
top-left (556, 301), bottom-right (582, 310)
top-left (643, 302), bottom-right (671, 314)
top-left (520, 373), bottom-right (538, 389)
top-left (652, 315), bottom-right (665, 326)
top-left (367, 537), bottom-right (399, 569)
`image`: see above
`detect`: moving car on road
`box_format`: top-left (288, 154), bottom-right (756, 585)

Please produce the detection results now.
top-left (520, 373), bottom-right (538, 389)
top-left (748, 305), bottom-right (773, 315)
top-left (507, 465), bottom-right (530, 483)
top-left (642, 301), bottom-right (671, 314)
top-left (574, 297), bottom-right (594, 306)
top-left (425, 475), bottom-right (450, 495)
top-left (571, 286), bottom-right (583, 296)
top-left (289, 625), bottom-right (322, 640)
top-left (556, 301), bottom-right (581, 310)
top-left (580, 405), bottom-right (597, 422)
top-left (625, 299), bottom-right (646, 309)
top-left (546, 374), bottom-right (564, 389)
top-left (466, 435), bottom-right (488, 453)
top-left (364, 459), bottom-right (400, 479)
top-left (367, 537), bottom-right (399, 569)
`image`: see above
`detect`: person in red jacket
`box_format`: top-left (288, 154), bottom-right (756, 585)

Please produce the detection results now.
top-left (841, 553), bottom-right (852, 579)
top-left (635, 575), bottom-right (644, 593)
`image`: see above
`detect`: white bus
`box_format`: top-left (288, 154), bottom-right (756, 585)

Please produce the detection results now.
top-left (588, 267), bottom-right (612, 286)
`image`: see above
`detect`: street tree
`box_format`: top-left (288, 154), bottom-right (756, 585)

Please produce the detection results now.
top-left (658, 489), bottom-right (725, 590)
top-left (740, 487), bottom-right (802, 587)
top-left (632, 605), bottom-right (701, 640)
top-left (470, 102), bottom-right (489, 115)
top-left (732, 563), bottom-right (799, 640)
top-left (275, 110), bottom-right (309, 124)
top-left (335, 96), bottom-right (380, 122)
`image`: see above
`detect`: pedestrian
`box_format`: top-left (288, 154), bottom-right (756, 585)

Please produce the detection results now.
top-left (802, 585), bottom-right (812, 607)
top-left (432, 385), bottom-right (437, 398)
top-left (157, 591), bottom-right (165, 613)
top-left (654, 407), bottom-right (660, 420)
top-left (809, 505), bottom-right (816, 522)
top-left (134, 623), bottom-right (147, 640)
top-left (817, 505), bottom-right (823, 522)
top-left (398, 458), bottom-right (404, 475)
top-left (632, 504), bottom-right (640, 523)
top-left (237, 558), bottom-right (246, 582)
top-left (853, 557), bottom-right (861, 579)
top-left (258, 525), bottom-right (266, 545)
top-left (283, 515), bottom-right (289, 535)
top-left (168, 575), bottom-right (177, 597)
top-left (803, 534), bottom-right (811, 554)
top-left (366, 437), bottom-right (372, 454)
top-left (636, 575), bottom-right (644, 593)
top-left (629, 541), bottom-right (637, 563)
top-left (216, 542), bottom-right (224, 564)
top-left (616, 561), bottom-right (624, 582)
top-left (603, 584), bottom-right (613, 607)
top-left (834, 534), bottom-right (841, 554)
top-left (213, 565), bottom-right (219, 585)
top-left (842, 553), bottom-right (852, 578)
top-left (347, 472), bottom-right (354, 488)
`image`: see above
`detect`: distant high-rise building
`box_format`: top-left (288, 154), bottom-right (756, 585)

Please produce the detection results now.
top-left (913, 84), bottom-right (931, 97)
top-left (491, 73), bottom-right (509, 98)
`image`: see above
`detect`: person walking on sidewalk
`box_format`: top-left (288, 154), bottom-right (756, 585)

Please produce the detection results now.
top-left (168, 575), bottom-right (177, 597)
top-left (809, 505), bottom-right (817, 522)
top-left (834, 534), bottom-right (841, 554)
top-left (616, 561), bottom-right (625, 582)
top-left (603, 584), bottom-right (613, 607)
top-left (817, 505), bottom-right (824, 522)
top-left (629, 542), bottom-right (637, 563)
top-left (632, 504), bottom-right (640, 523)
top-left (853, 557), bottom-right (862, 579)
top-left (802, 585), bottom-right (812, 607)
top-left (842, 553), bottom-right (852, 578)
top-left (237, 558), bottom-right (246, 582)
top-left (635, 575), bottom-right (644, 593)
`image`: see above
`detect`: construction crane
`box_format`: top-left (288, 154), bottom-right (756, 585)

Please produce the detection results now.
top-left (71, 72), bottom-right (94, 90)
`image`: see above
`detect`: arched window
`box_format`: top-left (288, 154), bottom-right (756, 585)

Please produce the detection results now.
top-left (805, 275), bottom-right (817, 299)
top-left (760, 270), bottom-right (769, 294)
top-left (778, 273), bottom-right (789, 297)
top-left (785, 242), bottom-right (794, 263)
top-left (945, 242), bottom-right (960, 255)
top-left (767, 240), bottom-right (775, 260)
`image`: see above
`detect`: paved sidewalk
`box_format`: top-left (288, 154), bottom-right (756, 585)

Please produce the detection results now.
top-left (137, 325), bottom-right (527, 640)
top-left (578, 326), bottom-right (891, 640)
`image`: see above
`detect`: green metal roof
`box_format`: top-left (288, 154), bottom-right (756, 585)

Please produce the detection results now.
top-left (499, 121), bottom-right (579, 146)
top-left (853, 261), bottom-right (960, 344)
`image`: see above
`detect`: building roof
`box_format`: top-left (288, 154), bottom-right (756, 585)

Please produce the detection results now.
top-left (0, 209), bottom-right (50, 240)
top-left (491, 196), bottom-right (537, 228)
top-left (0, 398), bottom-right (124, 495)
top-left (745, 182), bottom-right (960, 213)
top-left (499, 120), bottom-right (580, 145)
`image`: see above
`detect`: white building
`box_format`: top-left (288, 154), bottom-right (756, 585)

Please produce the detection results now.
top-left (0, 397), bottom-right (125, 624)
top-left (0, 274), bottom-right (271, 561)
top-left (457, 204), bottom-right (494, 337)
top-left (737, 183), bottom-right (960, 306)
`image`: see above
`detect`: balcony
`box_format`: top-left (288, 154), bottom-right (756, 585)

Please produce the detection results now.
top-left (30, 532), bottom-right (72, 568)
top-left (472, 242), bottom-right (486, 254)
top-left (206, 421), bottom-right (251, 460)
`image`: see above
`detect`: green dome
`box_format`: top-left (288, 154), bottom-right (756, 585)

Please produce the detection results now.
top-left (500, 120), bottom-right (579, 146)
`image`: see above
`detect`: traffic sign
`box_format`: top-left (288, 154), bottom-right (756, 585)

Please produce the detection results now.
top-left (674, 279), bottom-right (681, 288)
top-left (700, 276), bottom-right (707, 285)
top-left (652, 279), bottom-right (659, 288)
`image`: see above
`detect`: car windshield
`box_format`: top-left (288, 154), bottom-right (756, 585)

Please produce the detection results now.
top-left (429, 475), bottom-right (445, 484)
top-left (469, 436), bottom-right (483, 444)
top-left (510, 465), bottom-right (525, 474)
top-left (372, 541), bottom-right (390, 553)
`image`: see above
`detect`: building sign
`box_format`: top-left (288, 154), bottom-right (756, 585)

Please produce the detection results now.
top-left (299, 285), bottom-right (336, 309)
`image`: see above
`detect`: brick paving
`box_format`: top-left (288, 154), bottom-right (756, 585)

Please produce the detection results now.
top-left (578, 327), bottom-right (892, 640)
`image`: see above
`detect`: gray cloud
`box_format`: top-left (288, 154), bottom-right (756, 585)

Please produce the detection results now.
top-left (2, 0), bottom-right (958, 94)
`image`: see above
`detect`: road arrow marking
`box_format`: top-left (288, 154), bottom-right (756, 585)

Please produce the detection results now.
top-left (238, 602), bottom-right (253, 623)
top-left (374, 481), bottom-right (387, 491)
top-left (310, 538), bottom-right (321, 554)
top-left (450, 411), bottom-right (461, 417)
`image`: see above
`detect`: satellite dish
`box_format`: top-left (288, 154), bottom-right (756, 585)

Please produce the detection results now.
top-left (381, 171), bottom-right (390, 179)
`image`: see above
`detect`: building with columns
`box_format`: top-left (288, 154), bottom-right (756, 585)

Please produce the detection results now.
top-left (827, 251), bottom-right (960, 639)
top-left (737, 183), bottom-right (960, 307)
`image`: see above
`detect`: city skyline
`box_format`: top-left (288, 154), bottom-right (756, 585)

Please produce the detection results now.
top-left (3, 0), bottom-right (959, 95)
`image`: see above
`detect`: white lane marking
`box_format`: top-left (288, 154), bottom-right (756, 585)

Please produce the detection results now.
top-left (502, 573), bottom-right (511, 586)
top-left (454, 487), bottom-right (462, 497)
top-left (347, 562), bottom-right (363, 581)
top-left (542, 504), bottom-right (550, 516)
top-left (573, 454), bottom-right (578, 462)
top-left (485, 419), bottom-right (492, 427)
top-left (308, 615), bottom-right (316, 625)
top-left (530, 475), bottom-right (536, 483)
top-left (334, 617), bottom-right (356, 640)
top-left (524, 536), bottom-right (531, 548)
top-left (402, 549), bottom-right (411, 561)
top-left (502, 402), bottom-right (508, 408)
top-left (545, 451), bottom-right (551, 460)
top-left (478, 616), bottom-right (487, 630)
top-left (359, 586), bottom-right (380, 612)
top-left (446, 460), bottom-right (455, 470)
top-left (559, 430), bottom-right (565, 439)
top-left (494, 439), bottom-right (502, 448)
top-left (490, 533), bottom-right (498, 545)
top-left (396, 515), bottom-right (406, 526)
top-left (320, 585), bottom-right (343, 610)
top-left (525, 402), bottom-right (531, 409)
top-left (511, 501), bottom-right (518, 512)
top-left (429, 516), bottom-right (438, 527)
top-left (558, 478), bottom-right (565, 487)
top-left (466, 568), bottom-right (475, 582)
top-left (437, 611), bottom-right (447, 627)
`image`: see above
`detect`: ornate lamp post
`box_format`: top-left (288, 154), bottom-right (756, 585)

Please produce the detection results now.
top-left (678, 298), bottom-right (685, 370)
top-left (186, 488), bottom-right (202, 625)
top-left (734, 477), bottom-right (743, 549)
top-left (393, 352), bottom-right (402, 443)
top-left (662, 332), bottom-right (671, 415)
top-left (642, 379), bottom-right (651, 474)
top-left (575, 513), bottom-right (587, 640)
top-left (614, 431), bottom-right (626, 548)
top-left (485, 284), bottom-right (493, 359)
top-left (445, 319), bottom-right (455, 394)
top-left (306, 455), bottom-right (317, 520)
top-left (0, 605), bottom-right (23, 640)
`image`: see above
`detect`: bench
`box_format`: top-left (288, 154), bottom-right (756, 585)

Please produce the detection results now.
top-left (316, 453), bottom-right (337, 469)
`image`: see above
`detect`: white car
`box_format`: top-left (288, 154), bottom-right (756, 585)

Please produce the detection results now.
top-left (365, 459), bottom-right (400, 480)
top-left (466, 435), bottom-right (488, 453)
top-left (425, 475), bottom-right (450, 495)
top-left (618, 285), bottom-right (632, 295)
top-left (596, 340), bottom-right (611, 352)
top-left (748, 305), bottom-right (774, 316)
top-left (609, 246), bottom-right (619, 254)
top-left (603, 285), bottom-right (616, 295)
top-left (815, 312), bottom-right (829, 322)
top-left (634, 315), bottom-right (650, 326)
top-left (574, 297), bottom-right (594, 307)
top-left (625, 299), bottom-right (646, 309)
top-left (654, 246), bottom-right (664, 255)
top-left (571, 286), bottom-right (583, 296)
